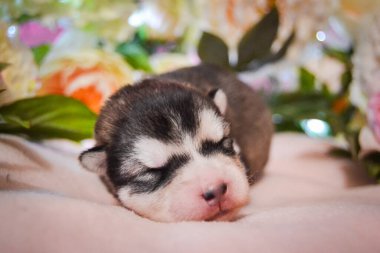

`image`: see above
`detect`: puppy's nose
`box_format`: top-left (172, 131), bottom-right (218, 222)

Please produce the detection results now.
top-left (202, 183), bottom-right (228, 205)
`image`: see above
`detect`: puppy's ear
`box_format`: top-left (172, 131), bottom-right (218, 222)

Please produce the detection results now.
top-left (208, 88), bottom-right (227, 115)
top-left (79, 146), bottom-right (107, 174)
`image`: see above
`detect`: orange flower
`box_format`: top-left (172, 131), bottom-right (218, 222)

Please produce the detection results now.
top-left (40, 66), bottom-right (118, 113)
top-left (332, 96), bottom-right (349, 114)
top-left (37, 30), bottom-right (134, 113)
top-left (38, 49), bottom-right (134, 113)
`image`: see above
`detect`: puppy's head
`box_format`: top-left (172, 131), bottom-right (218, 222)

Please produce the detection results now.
top-left (80, 79), bottom-right (250, 222)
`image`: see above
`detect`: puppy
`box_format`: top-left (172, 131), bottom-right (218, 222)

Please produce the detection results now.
top-left (80, 64), bottom-right (272, 222)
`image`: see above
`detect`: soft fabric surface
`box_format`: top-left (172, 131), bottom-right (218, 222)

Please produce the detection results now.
top-left (0, 133), bottom-right (379, 253)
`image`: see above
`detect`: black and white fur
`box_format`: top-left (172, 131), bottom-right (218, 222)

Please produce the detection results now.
top-left (80, 64), bottom-right (272, 222)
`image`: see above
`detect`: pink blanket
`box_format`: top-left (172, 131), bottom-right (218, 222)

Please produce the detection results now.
top-left (1, 133), bottom-right (379, 252)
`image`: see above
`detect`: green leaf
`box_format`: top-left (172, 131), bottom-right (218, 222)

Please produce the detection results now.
top-left (237, 6), bottom-right (279, 69)
top-left (1, 115), bottom-right (31, 128)
top-left (116, 42), bottom-right (153, 72)
top-left (362, 152), bottom-right (380, 182)
top-left (0, 62), bottom-right (10, 71)
top-left (340, 69), bottom-right (352, 94)
top-left (135, 25), bottom-right (149, 42)
top-left (15, 13), bottom-right (40, 24)
top-left (345, 130), bottom-right (360, 160)
top-left (321, 83), bottom-right (331, 97)
top-left (245, 31), bottom-right (295, 71)
top-left (328, 147), bottom-right (352, 159)
top-left (31, 44), bottom-right (51, 65)
top-left (299, 67), bottom-right (316, 93)
top-left (197, 31), bottom-right (230, 68)
top-left (0, 95), bottom-right (97, 141)
top-left (271, 31), bottom-right (295, 62)
top-left (269, 91), bottom-right (335, 134)
top-left (324, 47), bottom-right (352, 66)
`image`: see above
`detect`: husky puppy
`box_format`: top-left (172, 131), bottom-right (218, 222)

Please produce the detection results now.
top-left (80, 64), bottom-right (272, 222)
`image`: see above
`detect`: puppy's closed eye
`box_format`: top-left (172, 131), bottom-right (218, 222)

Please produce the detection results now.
top-left (200, 137), bottom-right (236, 156)
top-left (130, 154), bottom-right (191, 193)
top-left (221, 137), bottom-right (234, 152)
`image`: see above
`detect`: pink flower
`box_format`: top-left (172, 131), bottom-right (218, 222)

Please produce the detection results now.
top-left (19, 21), bottom-right (63, 47)
top-left (368, 92), bottom-right (380, 143)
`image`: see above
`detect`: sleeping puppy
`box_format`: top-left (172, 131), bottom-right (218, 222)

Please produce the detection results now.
top-left (79, 64), bottom-right (273, 222)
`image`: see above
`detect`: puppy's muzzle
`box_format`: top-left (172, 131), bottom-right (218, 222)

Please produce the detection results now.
top-left (202, 183), bottom-right (228, 206)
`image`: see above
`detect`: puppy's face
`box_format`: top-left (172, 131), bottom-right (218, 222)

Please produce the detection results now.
top-left (80, 81), bottom-right (250, 222)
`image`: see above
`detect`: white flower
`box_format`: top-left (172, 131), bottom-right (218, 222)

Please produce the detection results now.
top-left (304, 54), bottom-right (345, 93)
top-left (352, 11), bottom-right (380, 100)
top-left (277, 0), bottom-right (336, 57)
top-left (0, 23), bottom-right (37, 105)
top-left (350, 9), bottom-right (380, 151)
top-left (359, 126), bottom-right (380, 157)
top-left (149, 52), bottom-right (199, 74)
top-left (350, 9), bottom-right (380, 110)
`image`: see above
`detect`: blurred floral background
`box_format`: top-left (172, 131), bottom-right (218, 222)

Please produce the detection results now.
top-left (0, 0), bottom-right (380, 182)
